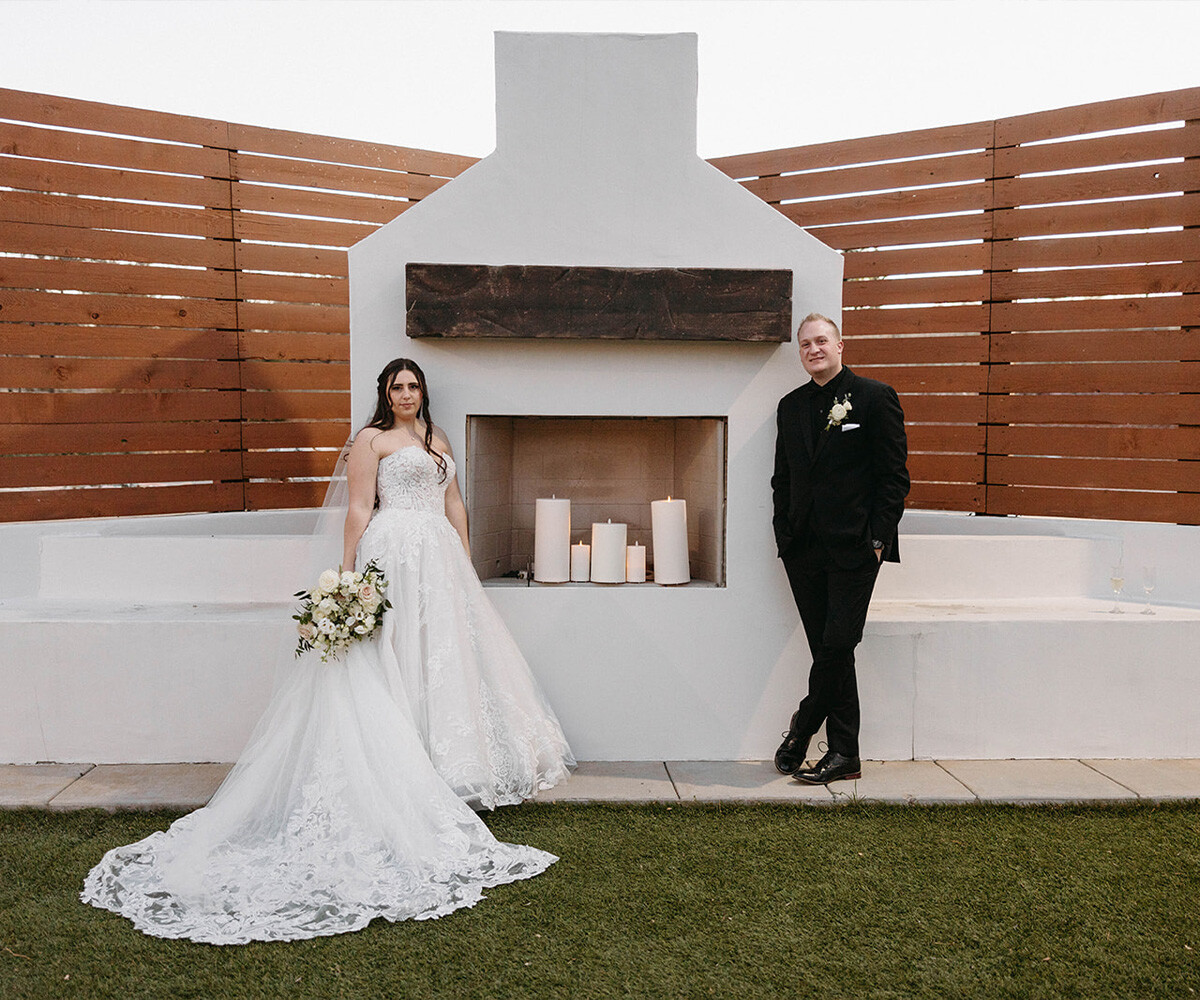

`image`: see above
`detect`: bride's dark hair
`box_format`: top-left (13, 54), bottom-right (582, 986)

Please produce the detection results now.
top-left (367, 358), bottom-right (447, 482)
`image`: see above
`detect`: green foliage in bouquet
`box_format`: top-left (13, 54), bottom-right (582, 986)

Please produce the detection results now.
top-left (293, 560), bottom-right (392, 662)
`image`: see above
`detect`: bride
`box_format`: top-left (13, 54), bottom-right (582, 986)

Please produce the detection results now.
top-left (81, 358), bottom-right (574, 944)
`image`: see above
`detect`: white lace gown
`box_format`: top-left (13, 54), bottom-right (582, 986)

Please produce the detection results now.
top-left (81, 446), bottom-right (574, 944)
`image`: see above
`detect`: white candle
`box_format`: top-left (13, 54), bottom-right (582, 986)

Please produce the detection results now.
top-left (651, 497), bottom-right (690, 585)
top-left (570, 542), bottom-right (591, 582)
top-left (534, 496), bottom-right (571, 583)
top-left (590, 520), bottom-right (628, 583)
top-left (626, 542), bottom-right (646, 583)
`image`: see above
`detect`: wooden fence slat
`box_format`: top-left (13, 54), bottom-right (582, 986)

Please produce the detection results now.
top-left (1, 155), bottom-right (233, 207)
top-left (0, 450), bottom-right (243, 488)
top-left (239, 360), bottom-right (350, 392)
top-left (994, 87), bottom-right (1200, 146)
top-left (843, 243), bottom-right (989, 279)
top-left (0, 190), bottom-right (232, 239)
top-left (1, 483), bottom-right (245, 521)
top-left (227, 122), bottom-right (477, 177)
top-left (992, 263), bottom-right (1200, 300)
top-left (0, 87), bottom-right (228, 146)
top-left (988, 363), bottom-right (1197, 393)
top-left (847, 333), bottom-right (989, 365)
top-left (988, 454), bottom-right (1200, 493)
top-left (238, 301), bottom-right (350, 335)
top-left (807, 213), bottom-right (988, 251)
top-left (242, 422), bottom-right (351, 450)
top-left (908, 453), bottom-right (986, 482)
top-left (986, 484), bottom-right (1200, 524)
top-left (0, 290), bottom-right (237, 329)
top-left (908, 482), bottom-right (986, 511)
top-left (232, 182), bottom-right (412, 226)
top-left (0, 121), bottom-right (229, 176)
top-left (987, 393), bottom-right (1200, 425)
top-left (244, 480), bottom-right (330, 510)
top-left (992, 193), bottom-right (1200, 240)
top-left (0, 256), bottom-right (236, 299)
top-left (994, 161), bottom-right (1197, 209)
top-left (232, 213), bottom-right (378, 248)
top-left (843, 304), bottom-right (990, 336)
top-left (993, 123), bottom-right (1200, 176)
top-left (905, 424), bottom-right (988, 451)
top-left (781, 182), bottom-right (989, 229)
top-left (0, 326), bottom-right (240, 360)
top-left (843, 274), bottom-right (988, 308)
top-left (231, 151), bottom-right (450, 198)
top-left (232, 242), bottom-right (349, 278)
top-left (850, 364), bottom-right (989, 393)
top-left (990, 230), bottom-right (1200, 270)
top-left (744, 150), bottom-right (991, 203)
top-left (0, 420), bottom-right (241, 454)
top-left (989, 425), bottom-right (1200, 460)
top-left (242, 450), bottom-right (343, 480)
top-left (0, 220), bottom-right (236, 269)
top-left (710, 120), bottom-right (994, 179)
top-left (990, 295), bottom-right (1200, 332)
top-left (989, 328), bottom-right (1200, 363)
top-left (0, 390), bottom-right (241, 424)
top-left (239, 331), bottom-right (350, 362)
top-left (240, 390), bottom-right (349, 421)
top-left (895, 394), bottom-right (988, 424)
top-left (1, 356), bottom-right (240, 391)
top-left (235, 273), bottom-right (348, 306)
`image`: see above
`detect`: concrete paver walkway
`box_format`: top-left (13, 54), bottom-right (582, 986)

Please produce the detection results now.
top-left (3, 759), bottom-right (1199, 811)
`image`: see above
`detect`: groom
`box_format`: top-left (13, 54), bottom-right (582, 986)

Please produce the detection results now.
top-left (771, 312), bottom-right (909, 784)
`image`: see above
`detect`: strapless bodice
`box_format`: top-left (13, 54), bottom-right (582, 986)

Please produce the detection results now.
top-left (376, 447), bottom-right (454, 514)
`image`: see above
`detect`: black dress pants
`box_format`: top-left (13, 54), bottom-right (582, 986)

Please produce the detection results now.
top-left (781, 539), bottom-right (881, 758)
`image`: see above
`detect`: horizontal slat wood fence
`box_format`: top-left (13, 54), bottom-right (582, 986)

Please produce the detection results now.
top-left (3, 86), bottom-right (1197, 523)
top-left (713, 87), bottom-right (1200, 523)
top-left (0, 88), bottom-right (476, 519)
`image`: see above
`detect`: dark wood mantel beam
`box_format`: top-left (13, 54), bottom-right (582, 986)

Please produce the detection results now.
top-left (406, 263), bottom-right (793, 342)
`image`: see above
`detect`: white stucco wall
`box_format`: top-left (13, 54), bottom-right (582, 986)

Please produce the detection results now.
top-left (347, 32), bottom-right (844, 759)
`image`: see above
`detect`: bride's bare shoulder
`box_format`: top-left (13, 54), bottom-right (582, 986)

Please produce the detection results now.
top-left (430, 425), bottom-right (453, 456)
top-left (352, 427), bottom-right (385, 456)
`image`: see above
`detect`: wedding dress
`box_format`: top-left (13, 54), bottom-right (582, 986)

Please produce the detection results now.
top-left (82, 445), bottom-right (574, 943)
top-left (357, 446), bottom-right (574, 807)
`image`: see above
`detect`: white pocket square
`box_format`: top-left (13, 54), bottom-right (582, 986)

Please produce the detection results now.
top-left (841, 423), bottom-right (861, 431)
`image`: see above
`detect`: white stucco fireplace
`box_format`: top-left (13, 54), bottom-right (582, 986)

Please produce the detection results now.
top-left (347, 31), bottom-right (842, 758)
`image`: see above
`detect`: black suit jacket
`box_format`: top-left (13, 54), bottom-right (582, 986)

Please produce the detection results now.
top-left (771, 365), bottom-right (910, 568)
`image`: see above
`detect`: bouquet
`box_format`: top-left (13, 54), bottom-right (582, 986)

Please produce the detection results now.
top-left (293, 560), bottom-right (391, 662)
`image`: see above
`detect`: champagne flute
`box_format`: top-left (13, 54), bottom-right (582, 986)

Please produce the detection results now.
top-left (1141, 566), bottom-right (1156, 615)
top-left (1109, 564), bottom-right (1124, 614)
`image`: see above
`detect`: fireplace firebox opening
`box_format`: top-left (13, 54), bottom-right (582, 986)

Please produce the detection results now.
top-left (466, 416), bottom-right (726, 586)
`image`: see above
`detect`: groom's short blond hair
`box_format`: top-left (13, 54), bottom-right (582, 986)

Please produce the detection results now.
top-left (798, 312), bottom-right (842, 342)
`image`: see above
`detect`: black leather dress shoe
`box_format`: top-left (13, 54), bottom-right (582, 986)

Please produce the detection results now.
top-left (773, 712), bottom-right (810, 775)
top-left (794, 750), bottom-right (861, 785)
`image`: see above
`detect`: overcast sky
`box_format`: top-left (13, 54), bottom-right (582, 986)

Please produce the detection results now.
top-left (5, 0), bottom-right (1200, 158)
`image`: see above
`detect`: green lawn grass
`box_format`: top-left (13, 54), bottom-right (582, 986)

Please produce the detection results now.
top-left (1, 802), bottom-right (1197, 999)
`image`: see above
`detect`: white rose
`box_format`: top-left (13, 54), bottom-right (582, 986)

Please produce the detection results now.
top-left (830, 403), bottom-right (847, 423)
top-left (340, 571), bottom-right (356, 590)
top-left (317, 569), bottom-right (340, 593)
top-left (358, 583), bottom-right (377, 604)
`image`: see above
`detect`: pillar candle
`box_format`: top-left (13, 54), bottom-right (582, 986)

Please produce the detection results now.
top-left (590, 520), bottom-right (627, 583)
top-left (626, 542), bottom-right (647, 583)
top-left (533, 496), bottom-right (571, 583)
top-left (650, 497), bottom-right (690, 585)
top-left (570, 542), bottom-right (591, 582)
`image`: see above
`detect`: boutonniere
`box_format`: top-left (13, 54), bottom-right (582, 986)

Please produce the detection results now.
top-left (825, 394), bottom-right (853, 431)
